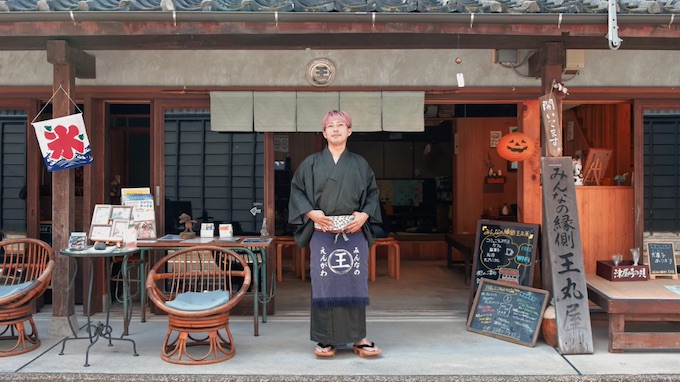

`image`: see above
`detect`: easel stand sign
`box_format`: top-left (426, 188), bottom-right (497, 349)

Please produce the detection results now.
top-left (582, 148), bottom-right (612, 186)
top-left (466, 279), bottom-right (549, 347)
top-left (646, 242), bottom-right (678, 280)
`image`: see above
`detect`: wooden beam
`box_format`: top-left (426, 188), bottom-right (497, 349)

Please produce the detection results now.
top-left (2, 21), bottom-right (680, 51)
top-left (46, 40), bottom-right (96, 79)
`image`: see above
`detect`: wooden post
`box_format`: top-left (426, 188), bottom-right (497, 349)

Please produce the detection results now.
top-left (518, 100), bottom-right (542, 227)
top-left (541, 43), bottom-right (564, 158)
top-left (27, 101), bottom-right (41, 241)
top-left (46, 40), bottom-right (96, 336)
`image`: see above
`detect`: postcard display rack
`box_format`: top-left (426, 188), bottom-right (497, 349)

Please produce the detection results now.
top-left (85, 188), bottom-right (157, 245)
top-left (120, 188), bottom-right (157, 240)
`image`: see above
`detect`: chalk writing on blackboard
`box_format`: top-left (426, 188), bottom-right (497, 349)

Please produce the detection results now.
top-left (466, 279), bottom-right (549, 347)
top-left (468, 220), bottom-right (540, 311)
top-left (647, 242), bottom-right (678, 276)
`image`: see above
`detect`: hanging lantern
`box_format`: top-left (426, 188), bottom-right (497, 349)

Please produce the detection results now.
top-left (496, 132), bottom-right (534, 162)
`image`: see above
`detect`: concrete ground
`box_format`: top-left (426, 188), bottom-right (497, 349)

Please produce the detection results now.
top-left (2, 260), bottom-right (679, 381)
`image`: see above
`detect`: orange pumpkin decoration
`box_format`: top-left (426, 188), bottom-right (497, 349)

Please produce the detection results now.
top-left (496, 132), bottom-right (534, 162)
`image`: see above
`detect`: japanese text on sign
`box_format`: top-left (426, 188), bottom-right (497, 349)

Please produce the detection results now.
top-left (541, 157), bottom-right (593, 354)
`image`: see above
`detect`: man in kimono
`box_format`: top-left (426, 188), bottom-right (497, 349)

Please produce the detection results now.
top-left (288, 110), bottom-right (383, 358)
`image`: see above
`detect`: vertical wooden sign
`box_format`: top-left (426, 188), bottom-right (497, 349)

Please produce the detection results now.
top-left (539, 93), bottom-right (562, 157)
top-left (541, 157), bottom-right (593, 354)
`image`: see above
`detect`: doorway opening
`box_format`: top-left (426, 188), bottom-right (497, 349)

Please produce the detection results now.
top-left (273, 103), bottom-right (519, 315)
top-left (106, 103), bottom-right (151, 205)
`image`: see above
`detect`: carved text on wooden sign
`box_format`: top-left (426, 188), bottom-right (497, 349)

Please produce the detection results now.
top-left (541, 157), bottom-right (593, 354)
top-left (539, 93), bottom-right (562, 157)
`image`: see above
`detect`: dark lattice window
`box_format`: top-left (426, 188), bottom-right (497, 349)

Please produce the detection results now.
top-left (164, 111), bottom-right (264, 235)
top-left (644, 114), bottom-right (680, 232)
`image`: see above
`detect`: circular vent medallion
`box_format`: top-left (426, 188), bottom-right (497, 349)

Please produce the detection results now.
top-left (306, 58), bottom-right (336, 87)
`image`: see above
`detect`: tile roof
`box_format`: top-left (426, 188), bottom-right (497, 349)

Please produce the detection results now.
top-left (1, 0), bottom-right (678, 13)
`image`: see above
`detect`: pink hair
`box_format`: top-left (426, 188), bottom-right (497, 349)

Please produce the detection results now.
top-left (322, 110), bottom-right (352, 130)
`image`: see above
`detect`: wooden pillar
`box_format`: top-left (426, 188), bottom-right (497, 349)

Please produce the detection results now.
top-left (518, 100), bottom-right (542, 226)
top-left (82, 95), bottom-right (106, 314)
top-left (264, 131), bottom-right (275, 315)
top-left (540, 43), bottom-right (565, 95)
top-left (264, 132), bottom-right (275, 237)
top-left (519, 100), bottom-right (542, 289)
top-left (27, 100), bottom-right (41, 240)
top-left (46, 40), bottom-right (96, 335)
top-left (48, 45), bottom-right (77, 333)
top-left (530, 42), bottom-right (565, 157)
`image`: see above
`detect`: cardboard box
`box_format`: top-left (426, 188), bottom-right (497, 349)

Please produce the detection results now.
top-left (596, 260), bottom-right (648, 281)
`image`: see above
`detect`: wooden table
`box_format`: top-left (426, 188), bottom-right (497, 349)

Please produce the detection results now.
top-left (445, 233), bottom-right (475, 286)
top-left (586, 274), bottom-right (680, 352)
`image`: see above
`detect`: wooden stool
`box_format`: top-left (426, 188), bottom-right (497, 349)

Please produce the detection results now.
top-left (275, 237), bottom-right (307, 282)
top-left (369, 237), bottom-right (400, 282)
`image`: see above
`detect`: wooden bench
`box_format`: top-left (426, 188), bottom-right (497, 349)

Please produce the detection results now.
top-left (586, 274), bottom-right (680, 352)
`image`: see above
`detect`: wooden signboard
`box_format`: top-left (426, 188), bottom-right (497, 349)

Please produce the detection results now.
top-left (646, 242), bottom-right (678, 279)
top-left (541, 157), bottom-right (593, 354)
top-left (466, 279), bottom-right (549, 347)
top-left (539, 92), bottom-right (562, 157)
top-left (467, 219), bottom-right (540, 312)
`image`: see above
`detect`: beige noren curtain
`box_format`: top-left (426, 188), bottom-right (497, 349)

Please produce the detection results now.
top-left (254, 91), bottom-right (297, 132)
top-left (340, 92), bottom-right (382, 132)
top-left (210, 91), bottom-right (425, 133)
top-left (296, 92), bottom-right (339, 132)
top-left (209, 91), bottom-right (253, 132)
top-left (381, 91), bottom-right (425, 132)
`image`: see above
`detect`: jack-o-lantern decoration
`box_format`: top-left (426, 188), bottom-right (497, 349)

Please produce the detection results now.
top-left (496, 132), bottom-right (534, 162)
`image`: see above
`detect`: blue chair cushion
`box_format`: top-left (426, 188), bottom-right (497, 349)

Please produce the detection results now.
top-left (165, 290), bottom-right (231, 312)
top-left (0, 280), bottom-right (36, 299)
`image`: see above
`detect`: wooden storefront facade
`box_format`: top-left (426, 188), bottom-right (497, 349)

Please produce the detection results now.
top-left (2, 12), bottom-right (680, 317)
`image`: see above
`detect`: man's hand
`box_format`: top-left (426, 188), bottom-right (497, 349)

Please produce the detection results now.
top-left (345, 211), bottom-right (369, 233)
top-left (306, 210), bottom-right (333, 231)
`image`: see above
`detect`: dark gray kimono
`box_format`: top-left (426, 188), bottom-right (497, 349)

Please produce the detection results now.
top-left (288, 147), bottom-right (381, 247)
top-left (288, 147), bottom-right (382, 344)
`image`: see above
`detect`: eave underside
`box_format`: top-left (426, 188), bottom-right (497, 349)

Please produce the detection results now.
top-left (1, 19), bottom-right (679, 51)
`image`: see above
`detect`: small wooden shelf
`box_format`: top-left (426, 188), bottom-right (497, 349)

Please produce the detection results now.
top-left (484, 176), bottom-right (506, 184)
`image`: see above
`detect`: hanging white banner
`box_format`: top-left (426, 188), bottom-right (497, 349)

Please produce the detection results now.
top-left (32, 113), bottom-right (93, 172)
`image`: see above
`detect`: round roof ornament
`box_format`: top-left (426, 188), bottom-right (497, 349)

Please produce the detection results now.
top-left (306, 58), bottom-right (336, 87)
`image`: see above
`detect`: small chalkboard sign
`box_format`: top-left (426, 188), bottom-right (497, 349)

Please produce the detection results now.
top-left (468, 219), bottom-right (540, 312)
top-left (647, 242), bottom-right (678, 278)
top-left (466, 279), bottom-right (549, 347)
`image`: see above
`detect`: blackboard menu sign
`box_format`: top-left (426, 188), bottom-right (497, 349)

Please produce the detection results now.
top-left (647, 242), bottom-right (678, 276)
top-left (468, 219), bottom-right (540, 311)
top-left (466, 279), bottom-right (549, 347)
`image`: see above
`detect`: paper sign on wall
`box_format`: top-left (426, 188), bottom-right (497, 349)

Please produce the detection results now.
top-left (32, 113), bottom-right (93, 172)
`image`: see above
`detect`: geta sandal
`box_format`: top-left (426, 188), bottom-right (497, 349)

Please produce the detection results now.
top-left (315, 343), bottom-right (336, 357)
top-left (353, 341), bottom-right (382, 358)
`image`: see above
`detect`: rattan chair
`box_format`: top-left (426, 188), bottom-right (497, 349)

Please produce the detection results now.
top-left (146, 245), bottom-right (251, 365)
top-left (0, 238), bottom-right (55, 357)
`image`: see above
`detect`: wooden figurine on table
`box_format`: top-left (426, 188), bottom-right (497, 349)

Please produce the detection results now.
top-left (179, 213), bottom-right (197, 239)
